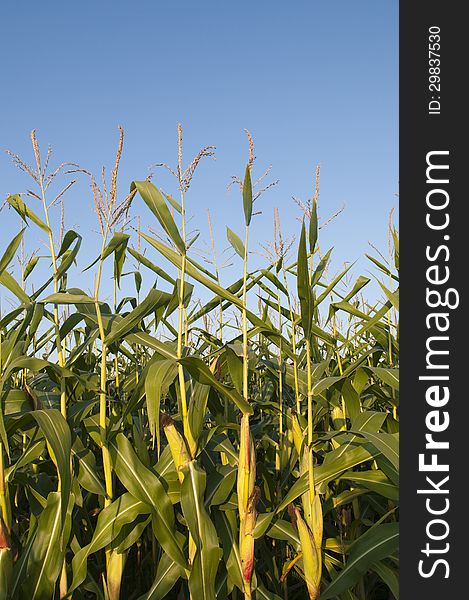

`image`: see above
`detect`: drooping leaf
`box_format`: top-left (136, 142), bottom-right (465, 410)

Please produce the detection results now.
top-left (109, 434), bottom-right (188, 569)
top-left (321, 523), bottom-right (399, 599)
top-left (144, 359), bottom-right (178, 450)
top-left (180, 356), bottom-right (252, 415)
top-left (105, 288), bottom-right (172, 346)
top-left (70, 493), bottom-right (151, 593)
top-left (6, 194), bottom-right (50, 233)
top-left (181, 461), bottom-right (221, 600)
top-left (226, 227), bottom-right (245, 259)
top-left (31, 409), bottom-right (72, 524)
top-left (132, 181), bottom-right (185, 254)
top-left (0, 229), bottom-right (25, 276)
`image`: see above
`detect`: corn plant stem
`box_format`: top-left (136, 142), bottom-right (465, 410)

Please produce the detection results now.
top-left (241, 224), bottom-right (254, 600)
top-left (242, 225), bottom-right (249, 404)
top-left (277, 294), bottom-right (283, 421)
top-left (39, 176), bottom-right (69, 598)
top-left (177, 184), bottom-right (191, 454)
top-left (276, 290), bottom-right (283, 472)
top-left (0, 442), bottom-right (10, 533)
top-left (113, 279), bottom-right (120, 392)
top-left (0, 334), bottom-right (9, 533)
top-left (94, 236), bottom-right (114, 507)
top-left (335, 348), bottom-right (347, 428)
top-left (306, 338), bottom-right (313, 447)
top-left (176, 160), bottom-right (197, 577)
top-left (39, 179), bottom-right (67, 418)
top-left (281, 269), bottom-right (301, 413)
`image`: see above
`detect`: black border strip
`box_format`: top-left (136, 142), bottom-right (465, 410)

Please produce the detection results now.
top-left (400, 3), bottom-right (465, 596)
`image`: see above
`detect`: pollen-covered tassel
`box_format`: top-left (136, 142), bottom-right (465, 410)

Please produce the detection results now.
top-left (0, 516), bottom-right (12, 600)
top-left (288, 504), bottom-right (321, 600)
top-left (237, 413), bottom-right (257, 598)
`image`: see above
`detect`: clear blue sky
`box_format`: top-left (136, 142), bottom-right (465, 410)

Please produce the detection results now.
top-left (0, 1), bottom-right (398, 307)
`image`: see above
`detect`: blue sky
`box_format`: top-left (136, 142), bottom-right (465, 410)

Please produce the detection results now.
top-left (0, 1), bottom-right (397, 307)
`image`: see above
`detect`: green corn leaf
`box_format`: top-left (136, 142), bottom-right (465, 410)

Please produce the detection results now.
top-left (6, 194), bottom-right (50, 233)
top-left (277, 445), bottom-right (378, 512)
top-left (21, 492), bottom-right (73, 600)
top-left (113, 234), bottom-right (129, 288)
top-left (214, 510), bottom-right (244, 593)
top-left (55, 230), bottom-right (82, 280)
top-left (109, 434), bottom-right (188, 569)
top-left (40, 292), bottom-right (95, 304)
top-left (255, 584), bottom-right (284, 600)
top-left (134, 270), bottom-right (142, 293)
top-left (266, 519), bottom-right (299, 548)
top-left (0, 229), bottom-right (25, 276)
top-left (309, 198), bottom-right (318, 253)
top-left (140, 233), bottom-right (283, 344)
top-left (181, 461), bottom-right (221, 600)
top-left (0, 271), bottom-right (30, 304)
top-left (378, 281), bottom-right (399, 310)
top-left (188, 381), bottom-right (211, 448)
top-left (297, 222), bottom-right (313, 340)
top-left (128, 247), bottom-right (176, 285)
top-left (126, 331), bottom-right (178, 361)
top-left (367, 366), bottom-right (399, 391)
top-left (72, 437), bottom-right (106, 496)
top-left (226, 227), bottom-right (245, 259)
top-left (70, 493), bottom-right (151, 593)
top-left (140, 550), bottom-right (185, 600)
top-left (83, 232), bottom-right (130, 272)
top-left (311, 248), bottom-right (332, 287)
top-left (163, 192), bottom-right (182, 214)
top-left (179, 356), bottom-right (252, 415)
top-left (366, 253), bottom-right (399, 282)
top-left (371, 560), bottom-right (399, 599)
top-left (31, 409), bottom-right (72, 524)
top-left (144, 359), bottom-right (178, 450)
top-left (350, 431), bottom-right (399, 470)
top-left (339, 470), bottom-right (399, 501)
top-left (23, 255), bottom-right (40, 280)
top-left (224, 346), bottom-right (243, 394)
top-left (321, 523), bottom-right (399, 599)
top-left (105, 288), bottom-right (172, 345)
top-left (243, 165), bottom-right (253, 226)
top-left (132, 181), bottom-right (185, 254)
top-left (259, 269), bottom-right (288, 296)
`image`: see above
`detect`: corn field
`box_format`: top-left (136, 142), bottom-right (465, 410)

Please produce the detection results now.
top-left (0, 128), bottom-right (399, 600)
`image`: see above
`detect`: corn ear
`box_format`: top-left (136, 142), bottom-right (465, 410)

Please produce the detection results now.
top-left (161, 413), bottom-right (191, 483)
top-left (237, 414), bottom-right (255, 515)
top-left (291, 411), bottom-right (305, 456)
top-left (239, 486), bottom-right (260, 595)
top-left (289, 504), bottom-right (321, 600)
top-left (300, 447), bottom-right (323, 553)
top-left (105, 549), bottom-right (127, 600)
top-left (237, 414), bottom-right (257, 596)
